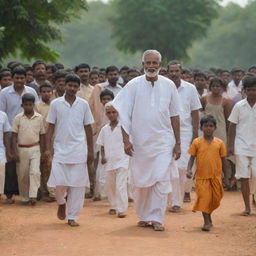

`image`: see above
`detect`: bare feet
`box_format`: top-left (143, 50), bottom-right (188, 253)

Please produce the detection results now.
top-left (117, 212), bottom-right (126, 218)
top-left (109, 209), bottom-right (116, 215)
top-left (169, 205), bottom-right (181, 213)
top-left (240, 209), bottom-right (251, 216)
top-left (202, 223), bottom-right (211, 232)
top-left (151, 221), bottom-right (165, 231)
top-left (68, 220), bottom-right (80, 227)
top-left (57, 204), bottom-right (66, 220)
top-left (30, 198), bottom-right (37, 206)
top-left (183, 192), bottom-right (191, 203)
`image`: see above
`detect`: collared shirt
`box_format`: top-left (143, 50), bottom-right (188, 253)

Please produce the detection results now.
top-left (105, 82), bottom-right (122, 97)
top-left (0, 85), bottom-right (39, 125)
top-left (177, 80), bottom-right (202, 133)
top-left (96, 122), bottom-right (129, 171)
top-left (77, 83), bottom-right (94, 101)
top-left (0, 111), bottom-right (11, 162)
top-left (228, 99), bottom-right (256, 156)
top-left (227, 80), bottom-right (243, 101)
top-left (12, 112), bottom-right (45, 145)
top-left (35, 101), bottom-right (51, 130)
top-left (47, 96), bottom-right (94, 164)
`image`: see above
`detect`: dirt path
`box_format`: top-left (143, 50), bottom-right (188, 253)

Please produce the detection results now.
top-left (1, 191), bottom-right (255, 256)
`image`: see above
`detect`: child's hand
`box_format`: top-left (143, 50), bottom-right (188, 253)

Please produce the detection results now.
top-left (186, 170), bottom-right (193, 179)
top-left (101, 157), bottom-right (107, 165)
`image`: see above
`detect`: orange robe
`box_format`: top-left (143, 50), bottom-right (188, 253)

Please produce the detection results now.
top-left (188, 137), bottom-right (226, 214)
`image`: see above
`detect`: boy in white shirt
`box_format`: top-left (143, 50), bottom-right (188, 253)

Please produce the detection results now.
top-left (228, 76), bottom-right (256, 216)
top-left (96, 102), bottom-right (129, 218)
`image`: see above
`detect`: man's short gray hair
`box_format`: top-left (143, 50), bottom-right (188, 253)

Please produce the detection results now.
top-left (142, 49), bottom-right (162, 63)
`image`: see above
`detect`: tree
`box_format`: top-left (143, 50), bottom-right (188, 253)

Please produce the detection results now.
top-left (111, 0), bottom-right (220, 61)
top-left (50, 1), bottom-right (141, 68)
top-left (188, 2), bottom-right (256, 69)
top-left (0, 0), bottom-right (87, 62)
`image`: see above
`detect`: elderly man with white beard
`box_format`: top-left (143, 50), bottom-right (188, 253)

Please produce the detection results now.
top-left (112, 49), bottom-right (181, 231)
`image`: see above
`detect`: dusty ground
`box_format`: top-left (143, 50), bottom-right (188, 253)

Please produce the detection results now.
top-left (0, 191), bottom-right (255, 256)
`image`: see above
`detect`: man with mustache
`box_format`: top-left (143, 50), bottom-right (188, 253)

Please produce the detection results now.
top-left (167, 61), bottom-right (201, 212)
top-left (112, 50), bottom-right (181, 231)
top-left (28, 60), bottom-right (49, 95)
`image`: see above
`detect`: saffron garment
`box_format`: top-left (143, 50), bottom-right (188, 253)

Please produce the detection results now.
top-left (188, 137), bottom-right (226, 214)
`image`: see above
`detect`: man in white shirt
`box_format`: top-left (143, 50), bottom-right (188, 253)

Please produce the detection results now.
top-left (227, 68), bottom-right (244, 103)
top-left (228, 76), bottom-right (256, 216)
top-left (0, 66), bottom-right (39, 203)
top-left (45, 74), bottom-right (94, 227)
top-left (167, 61), bottom-right (201, 212)
top-left (113, 50), bottom-right (181, 231)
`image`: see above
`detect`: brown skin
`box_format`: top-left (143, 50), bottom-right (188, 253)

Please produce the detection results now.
top-left (45, 81), bottom-right (94, 165)
top-left (76, 68), bottom-right (90, 85)
top-left (122, 53), bottom-right (181, 159)
top-left (40, 87), bottom-right (53, 104)
top-left (201, 82), bottom-right (233, 131)
top-left (99, 73), bottom-right (106, 83)
top-left (187, 121), bottom-right (227, 229)
top-left (33, 64), bottom-right (47, 85)
top-left (194, 76), bottom-right (207, 97)
top-left (12, 73), bottom-right (26, 94)
top-left (26, 70), bottom-right (34, 84)
top-left (228, 86), bottom-right (256, 215)
top-left (107, 71), bottom-right (119, 87)
top-left (12, 101), bottom-right (46, 162)
top-left (127, 71), bottom-right (140, 81)
top-left (89, 74), bottom-right (99, 86)
top-left (54, 77), bottom-right (65, 97)
top-left (3, 132), bottom-right (12, 162)
top-left (0, 76), bottom-right (12, 89)
top-left (220, 72), bottom-right (231, 84)
top-left (101, 106), bottom-right (119, 165)
top-left (232, 71), bottom-right (244, 87)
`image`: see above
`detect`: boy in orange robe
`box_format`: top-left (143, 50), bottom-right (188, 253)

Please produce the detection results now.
top-left (187, 115), bottom-right (227, 232)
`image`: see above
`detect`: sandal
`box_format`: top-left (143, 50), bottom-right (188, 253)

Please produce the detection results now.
top-left (68, 220), bottom-right (80, 227)
top-left (137, 221), bottom-right (151, 227)
top-left (168, 205), bottom-right (181, 213)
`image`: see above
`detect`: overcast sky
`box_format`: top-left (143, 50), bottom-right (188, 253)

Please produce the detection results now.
top-left (222, 0), bottom-right (248, 6)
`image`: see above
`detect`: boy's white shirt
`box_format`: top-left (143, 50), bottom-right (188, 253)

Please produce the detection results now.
top-left (96, 122), bottom-right (129, 171)
top-left (228, 98), bottom-right (256, 156)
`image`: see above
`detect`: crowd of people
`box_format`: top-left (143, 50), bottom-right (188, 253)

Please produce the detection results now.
top-left (0, 49), bottom-right (255, 231)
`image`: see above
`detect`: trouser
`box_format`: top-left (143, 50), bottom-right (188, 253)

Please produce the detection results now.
top-left (0, 163), bottom-right (5, 194)
top-left (133, 182), bottom-right (169, 224)
top-left (4, 161), bottom-right (19, 198)
top-left (40, 160), bottom-right (55, 197)
top-left (170, 168), bottom-right (186, 207)
top-left (105, 168), bottom-right (128, 213)
top-left (55, 186), bottom-right (85, 220)
top-left (94, 154), bottom-right (106, 197)
top-left (17, 146), bottom-right (40, 201)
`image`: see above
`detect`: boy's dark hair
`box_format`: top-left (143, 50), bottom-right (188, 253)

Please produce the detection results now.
top-left (231, 67), bottom-right (244, 74)
top-left (55, 63), bottom-right (64, 70)
top-left (194, 71), bottom-right (207, 80)
top-left (100, 89), bottom-right (114, 101)
top-left (46, 64), bottom-right (57, 73)
top-left (65, 74), bottom-right (80, 84)
top-left (120, 66), bottom-right (130, 72)
top-left (99, 68), bottom-right (106, 73)
top-left (181, 68), bottom-right (192, 75)
top-left (167, 60), bottom-right (182, 71)
top-left (74, 63), bottom-right (91, 72)
top-left (242, 76), bottom-right (256, 89)
top-left (12, 66), bottom-right (26, 77)
top-left (24, 65), bottom-right (33, 72)
top-left (200, 115), bottom-right (217, 128)
top-left (89, 70), bottom-right (99, 77)
top-left (209, 77), bottom-right (225, 90)
top-left (53, 70), bottom-right (67, 83)
top-left (32, 60), bottom-right (46, 70)
top-left (127, 68), bottom-right (141, 75)
top-left (248, 66), bottom-right (256, 72)
top-left (7, 61), bottom-right (23, 71)
top-left (22, 93), bottom-right (35, 103)
top-left (39, 81), bottom-right (53, 92)
top-left (106, 66), bottom-right (119, 74)
top-left (220, 69), bottom-right (230, 75)
top-left (0, 70), bottom-right (12, 80)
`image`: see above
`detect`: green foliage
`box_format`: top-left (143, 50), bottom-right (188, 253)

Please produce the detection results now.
top-left (50, 1), bottom-right (141, 68)
top-left (188, 1), bottom-right (256, 69)
top-left (111, 0), bottom-right (220, 61)
top-left (0, 0), bottom-right (87, 62)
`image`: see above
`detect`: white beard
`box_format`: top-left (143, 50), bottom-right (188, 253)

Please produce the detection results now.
top-left (144, 68), bottom-right (160, 78)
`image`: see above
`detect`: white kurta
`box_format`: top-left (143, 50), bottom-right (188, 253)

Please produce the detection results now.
top-left (112, 75), bottom-right (180, 189)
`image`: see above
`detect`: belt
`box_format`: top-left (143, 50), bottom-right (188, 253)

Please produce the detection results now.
top-left (18, 142), bottom-right (39, 148)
